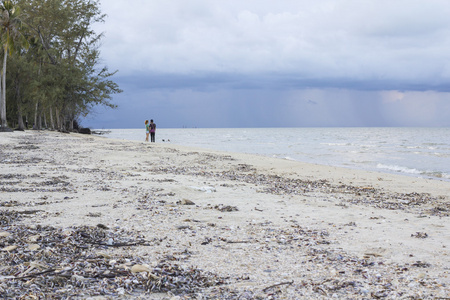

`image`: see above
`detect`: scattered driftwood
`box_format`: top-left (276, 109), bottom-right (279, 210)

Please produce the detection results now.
top-left (218, 237), bottom-right (250, 244)
top-left (0, 224), bottom-right (228, 298)
top-left (263, 280), bottom-right (294, 292)
top-left (17, 210), bottom-right (43, 215)
top-left (13, 268), bottom-right (58, 280)
top-left (85, 240), bottom-right (151, 247)
top-left (225, 240), bottom-right (250, 244)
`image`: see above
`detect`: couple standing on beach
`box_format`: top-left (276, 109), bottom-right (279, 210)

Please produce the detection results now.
top-left (145, 119), bottom-right (156, 142)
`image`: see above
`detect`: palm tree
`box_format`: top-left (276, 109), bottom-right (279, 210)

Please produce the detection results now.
top-left (0, 0), bottom-right (27, 130)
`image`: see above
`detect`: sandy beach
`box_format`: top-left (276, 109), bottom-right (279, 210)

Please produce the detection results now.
top-left (0, 130), bottom-right (449, 299)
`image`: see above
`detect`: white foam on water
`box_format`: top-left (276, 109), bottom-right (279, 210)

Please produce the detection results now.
top-left (376, 163), bottom-right (422, 175)
top-left (100, 127), bottom-right (450, 181)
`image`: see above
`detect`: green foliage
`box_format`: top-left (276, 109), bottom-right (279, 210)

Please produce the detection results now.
top-left (0, 0), bottom-right (29, 128)
top-left (1, 0), bottom-right (122, 130)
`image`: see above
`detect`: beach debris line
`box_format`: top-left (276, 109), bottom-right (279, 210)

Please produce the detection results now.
top-left (0, 219), bottom-right (228, 298)
top-left (2, 132), bottom-right (449, 298)
top-left (151, 164), bottom-right (449, 217)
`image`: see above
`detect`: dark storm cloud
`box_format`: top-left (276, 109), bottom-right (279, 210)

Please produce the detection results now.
top-left (84, 0), bottom-right (450, 128)
top-left (114, 71), bottom-right (450, 93)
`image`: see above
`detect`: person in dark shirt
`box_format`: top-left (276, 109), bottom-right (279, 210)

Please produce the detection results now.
top-left (149, 119), bottom-right (156, 142)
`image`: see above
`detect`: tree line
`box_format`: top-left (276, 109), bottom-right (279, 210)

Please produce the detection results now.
top-left (0, 0), bottom-right (121, 132)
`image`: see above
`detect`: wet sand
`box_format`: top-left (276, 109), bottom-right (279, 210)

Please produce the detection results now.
top-left (0, 130), bottom-right (449, 299)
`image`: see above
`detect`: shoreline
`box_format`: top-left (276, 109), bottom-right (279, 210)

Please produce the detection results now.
top-left (1, 130), bottom-right (449, 298)
top-left (96, 127), bottom-right (450, 183)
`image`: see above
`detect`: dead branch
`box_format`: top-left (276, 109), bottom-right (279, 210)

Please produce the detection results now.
top-left (263, 280), bottom-right (294, 292)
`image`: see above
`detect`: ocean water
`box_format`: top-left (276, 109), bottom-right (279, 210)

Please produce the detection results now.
top-left (98, 127), bottom-right (450, 181)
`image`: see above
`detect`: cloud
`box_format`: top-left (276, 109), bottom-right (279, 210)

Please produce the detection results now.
top-left (95, 0), bottom-right (450, 92)
top-left (85, 1), bottom-right (450, 128)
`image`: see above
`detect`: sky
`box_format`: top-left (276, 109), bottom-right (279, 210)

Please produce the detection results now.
top-left (83, 0), bottom-right (450, 129)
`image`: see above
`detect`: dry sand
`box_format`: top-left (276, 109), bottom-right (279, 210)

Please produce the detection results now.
top-left (0, 130), bottom-right (449, 299)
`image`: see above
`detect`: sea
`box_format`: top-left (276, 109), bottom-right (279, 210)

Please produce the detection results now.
top-left (97, 127), bottom-right (450, 182)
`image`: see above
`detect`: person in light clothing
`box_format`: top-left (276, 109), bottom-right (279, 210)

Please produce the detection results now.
top-left (144, 120), bottom-right (149, 142)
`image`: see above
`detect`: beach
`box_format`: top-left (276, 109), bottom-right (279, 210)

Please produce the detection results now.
top-left (1, 130), bottom-right (449, 298)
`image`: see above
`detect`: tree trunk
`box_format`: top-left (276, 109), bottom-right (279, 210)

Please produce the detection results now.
top-left (34, 101), bottom-right (38, 129)
top-left (16, 80), bottom-right (24, 130)
top-left (37, 112), bottom-right (42, 130)
top-left (0, 48), bottom-right (7, 128)
top-left (49, 107), bottom-right (55, 130)
top-left (62, 114), bottom-right (66, 131)
top-left (0, 67), bottom-right (3, 128)
top-left (56, 107), bottom-right (62, 130)
top-left (17, 108), bottom-right (24, 130)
